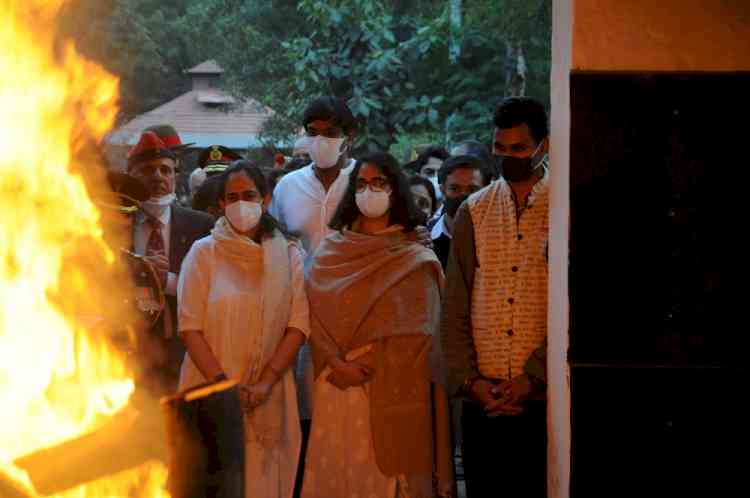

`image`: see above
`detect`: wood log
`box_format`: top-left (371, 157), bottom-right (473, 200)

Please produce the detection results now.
top-left (0, 468), bottom-right (35, 498)
top-left (13, 390), bottom-right (166, 496)
top-left (161, 380), bottom-right (244, 498)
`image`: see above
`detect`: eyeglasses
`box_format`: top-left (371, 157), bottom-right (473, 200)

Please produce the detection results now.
top-left (355, 177), bottom-right (391, 193)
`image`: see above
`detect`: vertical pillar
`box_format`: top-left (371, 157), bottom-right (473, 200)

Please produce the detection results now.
top-left (549, 1), bottom-right (749, 497)
top-left (548, 1), bottom-right (572, 498)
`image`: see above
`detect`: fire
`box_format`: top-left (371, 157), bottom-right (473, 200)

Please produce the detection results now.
top-left (1, 1), bottom-right (168, 497)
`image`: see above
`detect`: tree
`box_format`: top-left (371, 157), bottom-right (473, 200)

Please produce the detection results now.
top-left (441, 0), bottom-right (551, 145)
top-left (59, 0), bottom-right (212, 122)
top-left (212, 0), bottom-right (551, 154)
top-left (58, 0), bottom-right (551, 157)
top-left (198, 0), bottom-right (450, 154)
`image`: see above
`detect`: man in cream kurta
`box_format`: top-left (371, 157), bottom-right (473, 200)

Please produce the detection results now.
top-left (441, 97), bottom-right (550, 498)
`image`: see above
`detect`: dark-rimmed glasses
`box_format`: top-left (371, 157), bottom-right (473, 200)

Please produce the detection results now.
top-left (355, 177), bottom-right (391, 193)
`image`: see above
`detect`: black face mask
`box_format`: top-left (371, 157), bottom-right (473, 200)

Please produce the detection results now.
top-left (495, 142), bottom-right (545, 183)
top-left (444, 194), bottom-right (469, 218)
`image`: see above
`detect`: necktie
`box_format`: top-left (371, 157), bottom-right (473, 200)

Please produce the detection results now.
top-left (146, 217), bottom-right (165, 256)
top-left (145, 217), bottom-right (173, 338)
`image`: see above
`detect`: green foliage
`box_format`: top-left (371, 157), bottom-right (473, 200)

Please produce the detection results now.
top-left (389, 131), bottom-right (446, 164)
top-left (58, 0), bottom-right (551, 154)
top-left (58, 0), bottom-right (199, 122)
top-left (275, 0), bottom-right (450, 152)
top-left (213, 0), bottom-right (551, 152)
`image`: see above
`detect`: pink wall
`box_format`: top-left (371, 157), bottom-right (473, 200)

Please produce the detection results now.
top-left (574, 0), bottom-right (750, 71)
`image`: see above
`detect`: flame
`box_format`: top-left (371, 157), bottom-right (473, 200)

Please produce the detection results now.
top-left (1, 1), bottom-right (168, 496)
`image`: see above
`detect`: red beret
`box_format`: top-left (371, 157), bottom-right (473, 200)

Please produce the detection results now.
top-left (127, 132), bottom-right (177, 168)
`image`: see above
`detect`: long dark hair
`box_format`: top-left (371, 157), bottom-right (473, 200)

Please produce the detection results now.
top-left (408, 175), bottom-right (438, 215)
top-left (329, 152), bottom-right (421, 232)
top-left (218, 160), bottom-right (288, 238)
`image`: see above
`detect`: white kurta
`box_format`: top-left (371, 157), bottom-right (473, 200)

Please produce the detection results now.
top-left (269, 159), bottom-right (354, 419)
top-left (177, 232), bottom-right (310, 498)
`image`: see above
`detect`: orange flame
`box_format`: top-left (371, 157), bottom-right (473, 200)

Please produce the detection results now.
top-left (1, 1), bottom-right (168, 496)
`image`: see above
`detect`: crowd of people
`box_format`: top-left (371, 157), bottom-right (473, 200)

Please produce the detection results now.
top-left (117, 94), bottom-right (551, 498)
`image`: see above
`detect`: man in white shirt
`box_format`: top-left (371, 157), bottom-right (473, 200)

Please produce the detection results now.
top-left (270, 96), bottom-right (357, 258)
top-left (268, 96), bottom-right (357, 498)
top-left (127, 130), bottom-right (215, 392)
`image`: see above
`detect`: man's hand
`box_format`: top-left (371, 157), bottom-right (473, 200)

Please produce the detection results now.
top-left (468, 378), bottom-right (524, 417)
top-left (484, 374), bottom-right (535, 417)
top-left (326, 358), bottom-right (373, 390)
top-left (144, 251), bottom-right (169, 288)
top-left (497, 374), bottom-right (535, 405)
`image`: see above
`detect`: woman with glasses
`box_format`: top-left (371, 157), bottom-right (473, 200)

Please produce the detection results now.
top-left (177, 160), bottom-right (310, 498)
top-left (301, 152), bottom-right (455, 498)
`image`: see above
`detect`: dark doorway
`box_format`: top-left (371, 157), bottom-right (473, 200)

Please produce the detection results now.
top-left (569, 72), bottom-right (749, 496)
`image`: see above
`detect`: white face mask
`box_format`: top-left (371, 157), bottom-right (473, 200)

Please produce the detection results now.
top-left (225, 200), bottom-right (262, 233)
top-left (429, 176), bottom-right (444, 203)
top-left (355, 188), bottom-right (391, 219)
top-left (142, 193), bottom-right (176, 218)
top-left (311, 136), bottom-right (346, 169)
top-left (293, 135), bottom-right (313, 156)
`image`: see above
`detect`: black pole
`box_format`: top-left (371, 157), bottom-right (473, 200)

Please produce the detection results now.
top-left (161, 380), bottom-right (245, 498)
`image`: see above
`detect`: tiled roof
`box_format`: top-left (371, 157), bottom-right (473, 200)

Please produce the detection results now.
top-left (106, 90), bottom-right (273, 149)
top-left (185, 60), bottom-right (224, 74)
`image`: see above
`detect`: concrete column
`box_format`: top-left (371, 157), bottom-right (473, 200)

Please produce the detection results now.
top-left (548, 1), bottom-right (572, 497)
top-left (548, 2), bottom-right (749, 497)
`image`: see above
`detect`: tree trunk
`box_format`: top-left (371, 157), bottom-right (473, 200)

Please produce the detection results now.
top-left (449, 0), bottom-right (462, 63)
top-left (504, 40), bottom-right (527, 97)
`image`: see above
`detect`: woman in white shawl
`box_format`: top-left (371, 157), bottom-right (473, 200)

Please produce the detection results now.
top-left (177, 160), bottom-right (310, 498)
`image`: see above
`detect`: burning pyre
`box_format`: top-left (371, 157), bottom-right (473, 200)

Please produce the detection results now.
top-left (1, 1), bottom-right (169, 496)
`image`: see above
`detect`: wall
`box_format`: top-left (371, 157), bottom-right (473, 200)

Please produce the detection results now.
top-left (550, 1), bottom-right (750, 497)
top-left (574, 0), bottom-right (750, 71)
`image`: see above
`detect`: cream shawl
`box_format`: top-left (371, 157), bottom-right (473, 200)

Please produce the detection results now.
top-left (180, 219), bottom-right (295, 448)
